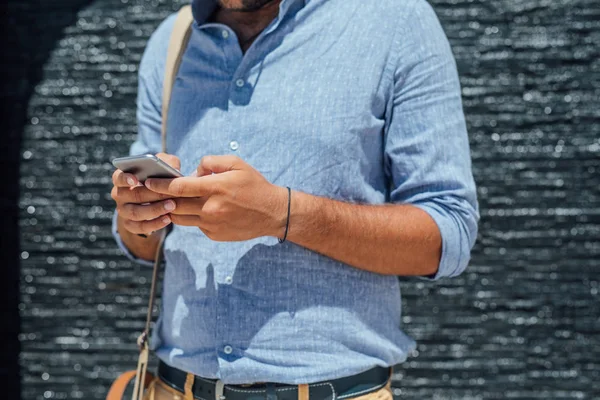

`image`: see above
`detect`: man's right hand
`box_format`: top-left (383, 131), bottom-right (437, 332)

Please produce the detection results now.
top-left (111, 153), bottom-right (180, 235)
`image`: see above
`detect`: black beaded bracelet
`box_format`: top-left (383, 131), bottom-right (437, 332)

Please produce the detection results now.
top-left (278, 186), bottom-right (291, 243)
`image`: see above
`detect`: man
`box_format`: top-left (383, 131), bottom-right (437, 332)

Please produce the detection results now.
top-left (111, 0), bottom-right (479, 398)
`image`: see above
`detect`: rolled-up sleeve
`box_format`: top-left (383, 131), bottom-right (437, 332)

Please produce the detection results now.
top-left (111, 15), bottom-right (174, 265)
top-left (384, 0), bottom-right (480, 280)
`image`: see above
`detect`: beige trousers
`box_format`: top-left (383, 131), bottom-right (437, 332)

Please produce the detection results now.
top-left (142, 373), bottom-right (394, 400)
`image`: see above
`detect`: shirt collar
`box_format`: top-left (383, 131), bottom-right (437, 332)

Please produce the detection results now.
top-left (191, 0), bottom-right (307, 26)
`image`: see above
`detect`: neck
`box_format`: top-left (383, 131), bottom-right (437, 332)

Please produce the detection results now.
top-left (212, 0), bottom-right (283, 52)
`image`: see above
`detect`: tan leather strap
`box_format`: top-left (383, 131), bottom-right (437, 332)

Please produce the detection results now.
top-left (132, 342), bottom-right (151, 400)
top-left (298, 384), bottom-right (309, 400)
top-left (106, 370), bottom-right (155, 400)
top-left (128, 6), bottom-right (194, 400)
top-left (161, 4), bottom-right (194, 151)
top-left (184, 373), bottom-right (196, 400)
top-left (139, 227), bottom-right (168, 351)
top-left (138, 1), bottom-right (194, 359)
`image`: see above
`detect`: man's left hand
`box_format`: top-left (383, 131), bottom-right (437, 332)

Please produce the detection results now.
top-left (144, 155), bottom-right (288, 242)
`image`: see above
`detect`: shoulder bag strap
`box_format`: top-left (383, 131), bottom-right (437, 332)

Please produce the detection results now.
top-left (131, 6), bottom-right (194, 400)
top-left (161, 4), bottom-right (194, 151)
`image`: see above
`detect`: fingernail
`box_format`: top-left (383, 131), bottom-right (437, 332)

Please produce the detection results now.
top-left (126, 177), bottom-right (135, 186)
top-left (144, 179), bottom-right (152, 188)
top-left (164, 201), bottom-right (175, 211)
top-left (190, 170), bottom-right (198, 177)
top-left (162, 216), bottom-right (171, 224)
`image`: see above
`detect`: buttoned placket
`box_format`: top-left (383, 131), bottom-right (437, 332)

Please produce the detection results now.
top-left (190, 0), bottom-right (307, 376)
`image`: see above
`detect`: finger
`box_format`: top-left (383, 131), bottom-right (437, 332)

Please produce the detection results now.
top-left (199, 155), bottom-right (245, 174)
top-left (115, 186), bottom-right (174, 204)
top-left (122, 215), bottom-right (172, 235)
top-left (118, 199), bottom-right (176, 222)
top-left (193, 163), bottom-right (212, 177)
top-left (170, 214), bottom-right (203, 227)
top-left (168, 197), bottom-right (208, 215)
top-left (195, 156), bottom-right (218, 177)
top-left (113, 169), bottom-right (139, 188)
top-left (156, 152), bottom-right (181, 170)
top-left (144, 175), bottom-right (221, 197)
top-left (170, 215), bottom-right (214, 238)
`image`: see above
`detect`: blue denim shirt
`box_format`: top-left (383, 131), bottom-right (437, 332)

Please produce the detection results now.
top-left (112, 0), bottom-right (479, 384)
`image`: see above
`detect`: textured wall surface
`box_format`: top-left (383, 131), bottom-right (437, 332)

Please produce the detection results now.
top-left (15, 0), bottom-right (600, 399)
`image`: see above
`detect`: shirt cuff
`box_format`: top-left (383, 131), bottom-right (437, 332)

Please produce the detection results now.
top-left (411, 201), bottom-right (467, 281)
top-left (111, 211), bottom-right (155, 267)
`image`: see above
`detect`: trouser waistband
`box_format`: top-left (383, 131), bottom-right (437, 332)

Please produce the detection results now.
top-left (157, 360), bottom-right (393, 400)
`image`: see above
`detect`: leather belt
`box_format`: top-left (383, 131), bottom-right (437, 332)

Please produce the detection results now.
top-left (157, 360), bottom-right (393, 400)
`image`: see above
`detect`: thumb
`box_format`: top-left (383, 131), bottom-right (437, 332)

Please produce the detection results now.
top-left (156, 152), bottom-right (181, 170)
top-left (197, 155), bottom-right (243, 175)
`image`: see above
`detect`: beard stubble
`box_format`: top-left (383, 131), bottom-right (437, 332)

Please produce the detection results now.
top-left (218, 0), bottom-right (278, 12)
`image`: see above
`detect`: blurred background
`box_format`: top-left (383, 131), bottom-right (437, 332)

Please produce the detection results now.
top-left (1, 0), bottom-right (598, 399)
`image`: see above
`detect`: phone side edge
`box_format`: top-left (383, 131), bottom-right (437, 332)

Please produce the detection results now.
top-left (153, 158), bottom-right (184, 177)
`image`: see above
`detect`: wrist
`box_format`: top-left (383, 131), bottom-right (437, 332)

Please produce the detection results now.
top-left (283, 189), bottom-right (323, 245)
top-left (136, 229), bottom-right (162, 238)
top-left (117, 212), bottom-right (165, 238)
top-left (270, 185), bottom-right (289, 239)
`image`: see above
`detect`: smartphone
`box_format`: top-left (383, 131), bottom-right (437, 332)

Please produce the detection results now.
top-left (112, 154), bottom-right (184, 182)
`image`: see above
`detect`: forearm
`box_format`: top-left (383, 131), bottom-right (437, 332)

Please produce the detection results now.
top-left (284, 190), bottom-right (442, 276)
top-left (116, 212), bottom-right (162, 262)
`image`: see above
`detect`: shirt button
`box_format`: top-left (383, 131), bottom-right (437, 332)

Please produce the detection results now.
top-left (223, 345), bottom-right (233, 354)
top-left (221, 30), bottom-right (229, 39)
top-left (225, 276), bottom-right (233, 284)
top-left (229, 141), bottom-right (239, 151)
top-left (235, 79), bottom-right (245, 88)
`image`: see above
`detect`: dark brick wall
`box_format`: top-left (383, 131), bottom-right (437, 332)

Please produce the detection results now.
top-left (11, 0), bottom-right (599, 399)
